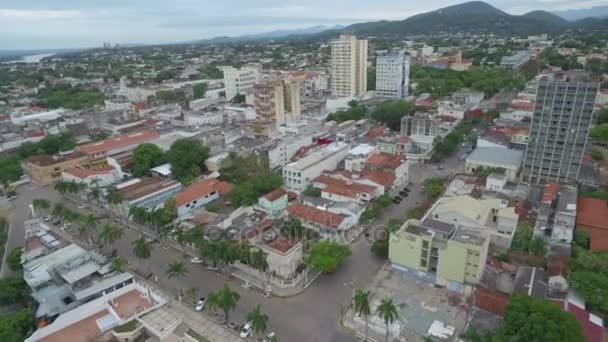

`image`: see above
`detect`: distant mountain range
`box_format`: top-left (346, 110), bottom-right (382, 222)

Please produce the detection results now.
top-left (327, 1), bottom-right (569, 36)
top-left (553, 6), bottom-right (608, 21)
top-left (195, 25), bottom-right (344, 44)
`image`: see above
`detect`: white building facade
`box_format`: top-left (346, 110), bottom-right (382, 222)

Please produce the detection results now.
top-left (221, 65), bottom-right (261, 100)
top-left (376, 51), bottom-right (410, 99)
top-left (283, 142), bottom-right (350, 192)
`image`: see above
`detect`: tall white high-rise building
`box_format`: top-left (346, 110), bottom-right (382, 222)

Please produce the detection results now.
top-left (376, 51), bottom-right (410, 99)
top-left (330, 35), bottom-right (368, 98)
top-left (221, 65), bottom-right (261, 100)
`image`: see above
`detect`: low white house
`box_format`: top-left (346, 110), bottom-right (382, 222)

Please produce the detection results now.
top-left (465, 147), bottom-right (523, 181)
top-left (61, 166), bottom-right (121, 187)
top-left (174, 178), bottom-right (233, 218)
top-left (260, 237), bottom-right (303, 279)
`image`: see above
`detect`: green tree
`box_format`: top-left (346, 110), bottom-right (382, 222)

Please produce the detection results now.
top-left (250, 249), bottom-right (269, 273)
top-left (0, 278), bottom-right (29, 306)
top-left (207, 284), bottom-right (240, 322)
top-left (6, 247), bottom-right (22, 272)
top-left (247, 305), bottom-right (269, 338)
top-left (167, 138), bottom-right (210, 184)
top-left (132, 236), bottom-right (153, 273)
top-left (569, 271), bottom-right (608, 312)
top-left (228, 174), bottom-right (283, 207)
top-left (111, 256), bottom-right (128, 272)
top-left (77, 212), bottom-right (96, 242)
top-left (423, 177), bottom-right (446, 199)
top-left (359, 209), bottom-right (378, 224)
top-left (193, 82), bottom-right (208, 99)
top-left (166, 260), bottom-right (189, 297)
top-left (326, 104), bottom-right (367, 123)
top-left (32, 198), bottom-right (50, 214)
top-left (0, 309), bottom-right (36, 342)
top-left (306, 240), bottom-right (352, 273)
top-left (573, 230), bottom-right (590, 249)
top-left (132, 143), bottom-right (166, 177)
top-left (496, 294), bottom-right (583, 342)
top-left (303, 186), bottom-right (322, 197)
top-left (353, 290), bottom-right (372, 341)
top-left (0, 157), bottom-right (23, 184)
top-left (376, 298), bottom-right (399, 342)
top-left (591, 124), bottom-right (608, 141)
top-left (99, 224), bottom-right (124, 246)
top-left (372, 100), bottom-right (415, 131)
top-left (184, 287), bottom-right (198, 305)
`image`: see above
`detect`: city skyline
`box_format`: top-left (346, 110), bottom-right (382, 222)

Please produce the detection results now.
top-left (1, 0), bottom-right (606, 49)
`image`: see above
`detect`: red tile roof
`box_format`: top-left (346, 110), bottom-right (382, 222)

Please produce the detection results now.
top-left (77, 130), bottom-right (159, 155)
top-left (473, 287), bottom-right (509, 316)
top-left (119, 177), bottom-right (180, 201)
top-left (26, 151), bottom-right (86, 167)
top-left (263, 188), bottom-right (287, 202)
top-left (359, 170), bottom-right (396, 188)
top-left (287, 202), bottom-right (345, 229)
top-left (577, 198), bottom-right (608, 251)
top-left (542, 182), bottom-right (560, 203)
top-left (315, 175), bottom-right (376, 199)
top-left (63, 166), bottom-right (116, 179)
top-left (266, 236), bottom-right (299, 254)
top-left (175, 178), bottom-right (233, 207)
top-left (366, 153), bottom-right (405, 170)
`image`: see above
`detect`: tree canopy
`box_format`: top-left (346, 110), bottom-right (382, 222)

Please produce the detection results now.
top-left (307, 240), bottom-right (352, 273)
top-left (167, 138), bottom-right (210, 185)
top-left (410, 64), bottom-right (525, 97)
top-left (0, 309), bottom-right (35, 342)
top-left (371, 100), bottom-right (415, 131)
top-left (228, 174), bottom-right (283, 207)
top-left (495, 294), bottom-right (583, 342)
top-left (19, 132), bottom-right (76, 158)
top-left (35, 83), bottom-right (104, 109)
top-left (0, 157), bottom-right (23, 184)
top-left (132, 143), bottom-right (166, 177)
top-left (326, 103), bottom-right (367, 123)
top-left (193, 82), bottom-right (208, 99)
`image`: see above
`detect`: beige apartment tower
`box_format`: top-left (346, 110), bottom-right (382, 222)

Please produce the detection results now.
top-left (331, 35), bottom-right (368, 97)
top-left (251, 76), bottom-right (301, 136)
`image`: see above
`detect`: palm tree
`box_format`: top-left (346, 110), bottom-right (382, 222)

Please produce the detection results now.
top-left (111, 256), bottom-right (127, 272)
top-left (208, 284), bottom-right (240, 323)
top-left (251, 249), bottom-right (269, 273)
top-left (52, 202), bottom-right (67, 218)
top-left (132, 236), bottom-right (153, 273)
top-left (79, 213), bottom-right (97, 242)
top-left (172, 226), bottom-right (189, 256)
top-left (187, 225), bottom-right (206, 249)
top-left (99, 224), bottom-right (124, 247)
top-left (353, 290), bottom-right (372, 341)
top-left (87, 186), bottom-right (102, 208)
top-left (247, 305), bottom-right (269, 338)
top-left (237, 242), bottom-right (252, 264)
top-left (184, 287), bottom-right (198, 305)
top-left (166, 260), bottom-right (189, 298)
top-left (106, 186), bottom-right (128, 227)
top-left (376, 298), bottom-right (399, 342)
top-left (32, 198), bottom-right (50, 216)
top-left (247, 304), bottom-right (268, 335)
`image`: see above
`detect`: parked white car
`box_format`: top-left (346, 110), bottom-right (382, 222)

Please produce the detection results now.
top-left (240, 322), bottom-right (252, 338)
top-left (195, 297), bottom-right (206, 311)
top-left (190, 257), bottom-right (203, 264)
top-left (263, 332), bottom-right (276, 342)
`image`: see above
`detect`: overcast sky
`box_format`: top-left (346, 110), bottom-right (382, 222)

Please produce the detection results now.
top-left (1, 0), bottom-right (606, 50)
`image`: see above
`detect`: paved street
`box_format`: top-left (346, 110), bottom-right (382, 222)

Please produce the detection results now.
top-left (9, 156), bottom-right (464, 342)
top-left (0, 184), bottom-right (59, 279)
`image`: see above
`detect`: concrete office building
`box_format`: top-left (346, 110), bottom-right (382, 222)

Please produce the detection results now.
top-left (221, 65), bottom-right (261, 100)
top-left (331, 35), bottom-right (368, 97)
top-left (521, 76), bottom-right (599, 184)
top-left (500, 51), bottom-right (531, 70)
top-left (283, 142), bottom-right (350, 192)
top-left (376, 51), bottom-right (410, 98)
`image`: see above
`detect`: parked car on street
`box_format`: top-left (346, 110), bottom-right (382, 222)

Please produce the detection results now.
top-left (263, 332), bottom-right (277, 342)
top-left (190, 257), bottom-right (203, 264)
top-left (195, 297), bottom-right (206, 311)
top-left (392, 196), bottom-right (402, 204)
top-left (240, 322), bottom-right (252, 338)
